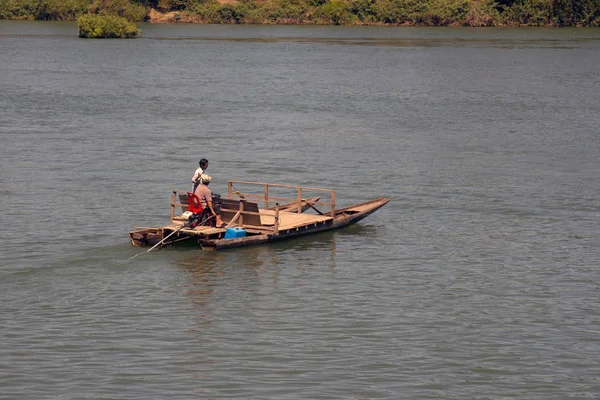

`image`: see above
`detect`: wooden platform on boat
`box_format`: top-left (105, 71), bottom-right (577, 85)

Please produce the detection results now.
top-left (167, 209), bottom-right (332, 234)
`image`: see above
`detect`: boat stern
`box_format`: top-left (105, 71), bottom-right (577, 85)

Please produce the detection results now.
top-left (129, 228), bottom-right (164, 247)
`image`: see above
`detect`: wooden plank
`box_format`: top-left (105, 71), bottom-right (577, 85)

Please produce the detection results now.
top-left (259, 209), bottom-right (332, 230)
top-left (265, 197), bottom-right (319, 213)
top-left (244, 227), bottom-right (271, 234)
top-left (234, 224), bottom-right (270, 231)
top-left (306, 202), bottom-right (324, 215)
top-left (225, 210), bottom-right (242, 228)
top-left (180, 226), bottom-right (226, 235)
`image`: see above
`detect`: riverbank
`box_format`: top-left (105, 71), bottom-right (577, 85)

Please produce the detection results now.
top-left (141, 0), bottom-right (600, 28)
top-left (1, 0), bottom-right (599, 27)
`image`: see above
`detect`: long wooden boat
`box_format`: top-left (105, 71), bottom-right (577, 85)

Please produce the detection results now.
top-left (129, 180), bottom-right (390, 251)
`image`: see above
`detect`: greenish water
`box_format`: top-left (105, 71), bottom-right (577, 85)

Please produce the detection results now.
top-left (1, 21), bottom-right (600, 399)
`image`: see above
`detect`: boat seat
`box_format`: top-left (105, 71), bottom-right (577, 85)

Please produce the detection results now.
top-left (184, 192), bottom-right (218, 228)
top-left (178, 193), bottom-right (203, 213)
top-left (186, 192), bottom-right (203, 213)
top-left (178, 193), bottom-right (190, 212)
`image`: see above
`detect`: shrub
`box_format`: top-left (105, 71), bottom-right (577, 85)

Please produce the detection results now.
top-left (44, 0), bottom-right (90, 20)
top-left (187, 0), bottom-right (216, 21)
top-left (350, 0), bottom-right (378, 23)
top-left (242, 7), bottom-right (266, 23)
top-left (552, 0), bottom-right (600, 26)
top-left (315, 1), bottom-right (354, 24)
top-left (0, 0), bottom-right (146, 21)
top-left (373, 0), bottom-right (428, 24)
top-left (87, 0), bottom-right (148, 22)
top-left (502, 0), bottom-right (552, 25)
top-left (219, 3), bottom-right (250, 23)
top-left (78, 13), bottom-right (141, 37)
top-left (0, 0), bottom-right (50, 20)
top-left (157, 0), bottom-right (186, 11)
top-left (463, 0), bottom-right (500, 26)
top-left (261, 0), bottom-right (308, 23)
top-left (420, 0), bottom-right (471, 25)
top-left (188, 0), bottom-right (251, 23)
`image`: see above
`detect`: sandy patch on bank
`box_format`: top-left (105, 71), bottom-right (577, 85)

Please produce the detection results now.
top-left (147, 0), bottom-right (242, 23)
top-left (147, 8), bottom-right (201, 23)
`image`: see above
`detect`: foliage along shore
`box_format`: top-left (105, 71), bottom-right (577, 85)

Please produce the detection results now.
top-left (1, 0), bottom-right (600, 27)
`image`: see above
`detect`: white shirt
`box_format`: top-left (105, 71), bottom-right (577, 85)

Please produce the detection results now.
top-left (192, 167), bottom-right (204, 183)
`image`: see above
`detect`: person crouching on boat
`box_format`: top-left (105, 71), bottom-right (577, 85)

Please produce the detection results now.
top-left (192, 158), bottom-right (209, 193)
top-left (194, 174), bottom-right (223, 227)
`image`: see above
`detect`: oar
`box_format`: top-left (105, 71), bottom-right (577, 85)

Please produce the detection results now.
top-left (129, 223), bottom-right (185, 259)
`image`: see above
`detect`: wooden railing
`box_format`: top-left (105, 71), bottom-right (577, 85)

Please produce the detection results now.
top-left (170, 190), bottom-right (186, 222)
top-left (169, 182), bottom-right (336, 235)
top-left (226, 180), bottom-right (336, 217)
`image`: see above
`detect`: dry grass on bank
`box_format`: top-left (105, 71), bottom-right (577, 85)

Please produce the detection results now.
top-left (148, 8), bottom-right (201, 23)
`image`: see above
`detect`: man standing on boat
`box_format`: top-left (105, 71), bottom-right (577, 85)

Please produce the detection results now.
top-left (192, 158), bottom-right (209, 193)
top-left (194, 174), bottom-right (223, 227)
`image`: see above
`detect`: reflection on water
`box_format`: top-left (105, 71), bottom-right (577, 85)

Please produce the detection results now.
top-left (175, 246), bottom-right (283, 309)
top-left (335, 223), bottom-right (378, 237)
top-left (174, 231), bottom-right (349, 311)
top-left (154, 36), bottom-right (594, 49)
top-left (172, 224), bottom-right (385, 314)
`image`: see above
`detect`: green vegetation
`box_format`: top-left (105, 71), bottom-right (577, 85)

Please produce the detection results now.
top-left (1, 0), bottom-right (600, 26)
top-left (0, 0), bottom-right (89, 20)
top-left (77, 13), bottom-right (141, 37)
top-left (87, 0), bottom-right (147, 21)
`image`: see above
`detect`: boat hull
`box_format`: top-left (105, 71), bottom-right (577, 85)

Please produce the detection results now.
top-left (199, 197), bottom-right (390, 251)
top-left (130, 228), bottom-right (163, 247)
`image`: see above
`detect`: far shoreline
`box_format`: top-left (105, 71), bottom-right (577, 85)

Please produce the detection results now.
top-left (2, 0), bottom-right (599, 28)
top-left (143, 8), bottom-right (591, 27)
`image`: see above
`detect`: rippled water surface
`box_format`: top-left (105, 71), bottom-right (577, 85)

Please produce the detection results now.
top-left (1, 21), bottom-right (600, 399)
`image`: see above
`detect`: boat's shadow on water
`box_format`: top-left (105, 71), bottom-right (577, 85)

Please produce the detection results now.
top-left (172, 222), bottom-right (381, 274)
top-left (122, 221), bottom-right (381, 275)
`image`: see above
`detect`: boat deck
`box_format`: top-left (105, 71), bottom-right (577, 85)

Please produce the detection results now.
top-left (259, 209), bottom-right (333, 229)
top-left (166, 209), bottom-right (333, 236)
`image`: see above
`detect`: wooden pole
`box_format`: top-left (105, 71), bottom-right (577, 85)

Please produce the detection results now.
top-left (170, 191), bottom-right (177, 221)
top-left (274, 203), bottom-right (279, 235)
top-left (238, 200), bottom-right (244, 227)
top-left (331, 190), bottom-right (336, 217)
top-left (264, 184), bottom-right (269, 210)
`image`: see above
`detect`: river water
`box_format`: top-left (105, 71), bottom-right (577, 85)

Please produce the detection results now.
top-left (1, 21), bottom-right (599, 399)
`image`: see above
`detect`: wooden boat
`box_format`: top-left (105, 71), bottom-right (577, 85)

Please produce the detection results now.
top-left (129, 180), bottom-right (390, 251)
